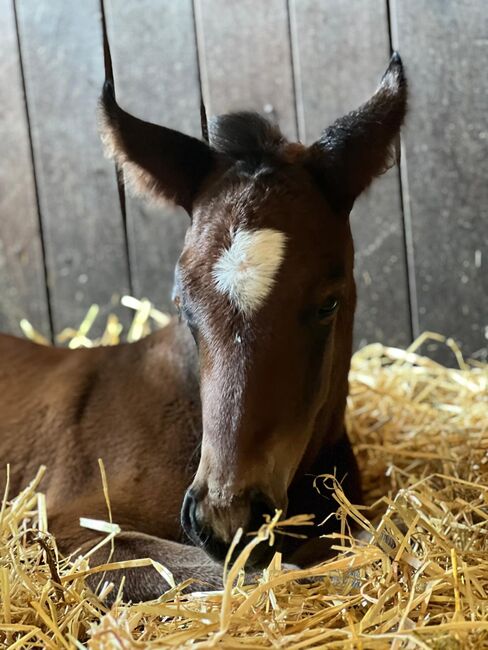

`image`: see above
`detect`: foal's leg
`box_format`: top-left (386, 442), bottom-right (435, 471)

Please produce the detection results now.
top-left (81, 532), bottom-right (225, 603)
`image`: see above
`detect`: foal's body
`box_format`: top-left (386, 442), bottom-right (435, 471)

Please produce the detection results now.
top-left (0, 325), bottom-right (200, 544)
top-left (0, 54), bottom-right (406, 601)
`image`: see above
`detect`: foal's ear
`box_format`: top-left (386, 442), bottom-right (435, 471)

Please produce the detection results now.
top-left (99, 81), bottom-right (215, 214)
top-left (306, 52), bottom-right (407, 212)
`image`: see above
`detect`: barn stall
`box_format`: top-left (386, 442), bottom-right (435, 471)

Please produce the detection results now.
top-left (1, 0), bottom-right (487, 648)
top-left (2, 0), bottom-right (486, 361)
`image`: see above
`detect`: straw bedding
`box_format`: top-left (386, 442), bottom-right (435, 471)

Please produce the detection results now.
top-left (1, 301), bottom-right (487, 649)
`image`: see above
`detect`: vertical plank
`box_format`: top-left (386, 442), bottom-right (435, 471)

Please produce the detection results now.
top-left (105, 0), bottom-right (201, 309)
top-left (290, 0), bottom-right (411, 349)
top-left (0, 0), bottom-right (50, 337)
top-left (391, 0), bottom-right (488, 362)
top-left (195, 0), bottom-right (297, 140)
top-left (15, 0), bottom-right (130, 336)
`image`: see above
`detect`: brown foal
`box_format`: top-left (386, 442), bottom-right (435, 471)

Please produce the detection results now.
top-left (0, 54), bottom-right (406, 602)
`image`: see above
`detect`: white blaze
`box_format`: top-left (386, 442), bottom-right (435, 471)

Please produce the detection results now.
top-left (212, 228), bottom-right (287, 315)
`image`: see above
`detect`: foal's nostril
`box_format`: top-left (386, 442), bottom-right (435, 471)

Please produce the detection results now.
top-left (181, 489), bottom-right (198, 540)
top-left (181, 489), bottom-right (212, 549)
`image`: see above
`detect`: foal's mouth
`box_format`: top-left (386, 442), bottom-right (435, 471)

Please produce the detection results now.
top-left (203, 527), bottom-right (283, 568)
top-left (181, 487), bottom-right (284, 565)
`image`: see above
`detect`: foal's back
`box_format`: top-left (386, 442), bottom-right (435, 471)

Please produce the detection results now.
top-left (0, 324), bottom-right (201, 549)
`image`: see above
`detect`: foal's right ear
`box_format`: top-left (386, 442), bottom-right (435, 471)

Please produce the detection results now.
top-left (99, 81), bottom-right (215, 214)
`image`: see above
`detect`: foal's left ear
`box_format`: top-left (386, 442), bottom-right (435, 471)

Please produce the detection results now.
top-left (306, 52), bottom-right (407, 213)
top-left (99, 81), bottom-right (215, 214)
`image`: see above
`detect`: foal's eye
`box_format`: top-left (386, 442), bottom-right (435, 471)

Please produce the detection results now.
top-left (317, 297), bottom-right (340, 322)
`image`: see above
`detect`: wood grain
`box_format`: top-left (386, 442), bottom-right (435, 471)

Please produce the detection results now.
top-left (194, 0), bottom-right (297, 139)
top-left (391, 0), bottom-right (488, 362)
top-left (290, 0), bottom-right (412, 349)
top-left (104, 0), bottom-right (201, 311)
top-left (15, 0), bottom-right (130, 336)
top-left (0, 0), bottom-right (50, 337)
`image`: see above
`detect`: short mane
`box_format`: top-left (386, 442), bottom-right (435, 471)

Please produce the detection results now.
top-left (209, 112), bottom-right (286, 159)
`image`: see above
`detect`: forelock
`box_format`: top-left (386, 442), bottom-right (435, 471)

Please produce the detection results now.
top-left (209, 112), bottom-right (285, 160)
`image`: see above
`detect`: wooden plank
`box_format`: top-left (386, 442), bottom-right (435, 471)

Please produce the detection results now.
top-left (195, 0), bottom-right (297, 140)
top-left (104, 0), bottom-right (201, 310)
top-left (15, 0), bottom-right (131, 336)
top-left (391, 0), bottom-right (488, 362)
top-left (290, 0), bottom-right (411, 349)
top-left (0, 0), bottom-right (50, 337)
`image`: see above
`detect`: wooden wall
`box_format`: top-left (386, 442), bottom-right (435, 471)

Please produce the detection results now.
top-left (1, 0), bottom-right (486, 362)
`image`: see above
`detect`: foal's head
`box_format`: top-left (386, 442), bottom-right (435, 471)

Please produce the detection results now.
top-left (101, 54), bottom-right (406, 562)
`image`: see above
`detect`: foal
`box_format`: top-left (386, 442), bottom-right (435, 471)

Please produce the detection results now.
top-left (0, 54), bottom-right (406, 602)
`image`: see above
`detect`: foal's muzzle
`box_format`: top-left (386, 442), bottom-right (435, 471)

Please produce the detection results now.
top-left (181, 488), bottom-right (278, 565)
